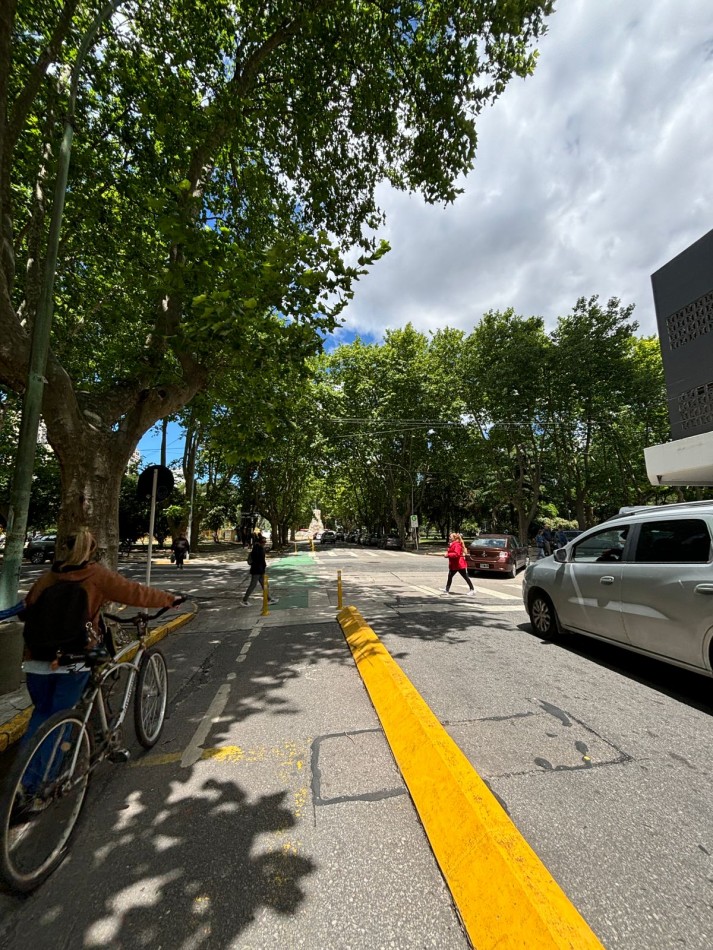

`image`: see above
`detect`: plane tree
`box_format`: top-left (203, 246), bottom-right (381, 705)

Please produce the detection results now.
top-left (0, 1), bottom-right (552, 560)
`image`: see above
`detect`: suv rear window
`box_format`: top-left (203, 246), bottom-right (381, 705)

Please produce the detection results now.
top-left (633, 518), bottom-right (711, 564)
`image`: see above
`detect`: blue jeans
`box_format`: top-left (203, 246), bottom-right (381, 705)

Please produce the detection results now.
top-left (243, 574), bottom-right (265, 602)
top-left (24, 671), bottom-right (90, 742)
top-left (22, 672), bottom-right (89, 794)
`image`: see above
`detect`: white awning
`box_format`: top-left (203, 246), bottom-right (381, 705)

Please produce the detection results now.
top-left (645, 430), bottom-right (713, 485)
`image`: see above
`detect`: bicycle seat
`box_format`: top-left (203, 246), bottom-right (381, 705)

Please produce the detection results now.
top-left (85, 646), bottom-right (111, 666)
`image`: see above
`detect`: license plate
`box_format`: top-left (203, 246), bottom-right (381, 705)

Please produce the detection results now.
top-left (479, 563), bottom-right (490, 569)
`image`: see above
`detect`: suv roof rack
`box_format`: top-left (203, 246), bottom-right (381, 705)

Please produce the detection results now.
top-left (616, 500), bottom-right (713, 517)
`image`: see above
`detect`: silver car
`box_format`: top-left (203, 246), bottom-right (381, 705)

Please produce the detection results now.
top-left (523, 501), bottom-right (713, 678)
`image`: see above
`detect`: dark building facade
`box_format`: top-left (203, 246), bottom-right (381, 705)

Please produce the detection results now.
top-left (651, 227), bottom-right (713, 440)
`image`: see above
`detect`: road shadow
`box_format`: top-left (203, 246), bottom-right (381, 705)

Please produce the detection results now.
top-left (518, 621), bottom-right (713, 716)
top-left (1, 773), bottom-right (314, 949)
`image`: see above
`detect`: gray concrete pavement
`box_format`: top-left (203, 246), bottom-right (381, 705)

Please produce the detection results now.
top-left (1, 544), bottom-right (711, 949)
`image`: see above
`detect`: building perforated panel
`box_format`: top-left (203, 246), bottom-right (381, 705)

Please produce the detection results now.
top-left (678, 382), bottom-right (713, 432)
top-left (667, 291), bottom-right (713, 349)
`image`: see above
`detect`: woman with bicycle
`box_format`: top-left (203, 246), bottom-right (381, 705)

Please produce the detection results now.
top-left (21, 527), bottom-right (182, 742)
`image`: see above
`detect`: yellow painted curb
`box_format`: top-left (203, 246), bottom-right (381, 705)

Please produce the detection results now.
top-left (0, 707), bottom-right (32, 753)
top-left (0, 609), bottom-right (196, 752)
top-left (336, 605), bottom-right (605, 950)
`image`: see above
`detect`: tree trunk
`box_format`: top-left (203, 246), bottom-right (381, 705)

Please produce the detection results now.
top-left (55, 433), bottom-right (129, 569)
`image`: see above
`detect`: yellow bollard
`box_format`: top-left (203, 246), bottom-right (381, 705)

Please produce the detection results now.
top-left (337, 570), bottom-right (343, 609)
top-left (294, 541), bottom-right (298, 554)
top-left (261, 575), bottom-right (269, 616)
top-left (311, 539), bottom-right (315, 554)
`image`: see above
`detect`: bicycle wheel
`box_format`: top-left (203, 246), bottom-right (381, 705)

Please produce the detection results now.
top-left (0, 710), bottom-right (91, 892)
top-left (134, 648), bottom-right (168, 748)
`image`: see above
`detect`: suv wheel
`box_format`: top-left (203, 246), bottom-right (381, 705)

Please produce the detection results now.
top-left (30, 550), bottom-right (46, 564)
top-left (529, 593), bottom-right (561, 639)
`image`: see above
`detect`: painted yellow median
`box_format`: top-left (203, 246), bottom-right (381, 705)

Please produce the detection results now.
top-left (337, 605), bottom-right (605, 950)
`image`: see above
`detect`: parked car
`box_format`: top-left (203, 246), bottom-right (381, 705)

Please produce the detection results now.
top-left (381, 535), bottom-right (403, 550)
top-left (320, 530), bottom-right (337, 544)
top-left (313, 531), bottom-right (323, 541)
top-left (335, 530), bottom-right (345, 541)
top-left (346, 530), bottom-right (360, 543)
top-left (523, 501), bottom-right (713, 678)
top-left (560, 529), bottom-right (582, 544)
top-left (23, 534), bottom-right (57, 564)
top-left (466, 534), bottom-right (528, 578)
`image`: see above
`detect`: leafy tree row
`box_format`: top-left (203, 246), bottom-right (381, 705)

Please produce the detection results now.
top-left (308, 297), bottom-right (675, 542)
top-left (189, 296), bottom-right (678, 547)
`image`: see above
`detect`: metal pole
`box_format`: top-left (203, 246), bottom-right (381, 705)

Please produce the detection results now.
top-left (0, 0), bottom-right (125, 610)
top-left (145, 468), bottom-right (158, 586)
top-left (337, 570), bottom-right (343, 609)
top-left (261, 575), bottom-right (269, 616)
top-left (186, 475), bottom-right (196, 560)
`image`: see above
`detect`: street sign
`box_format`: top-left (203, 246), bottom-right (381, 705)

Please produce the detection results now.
top-left (410, 515), bottom-right (419, 528)
top-left (137, 465), bottom-right (174, 501)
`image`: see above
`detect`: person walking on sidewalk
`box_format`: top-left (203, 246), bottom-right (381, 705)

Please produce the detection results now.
top-left (171, 533), bottom-right (190, 570)
top-left (240, 534), bottom-right (278, 607)
top-left (442, 532), bottom-right (475, 596)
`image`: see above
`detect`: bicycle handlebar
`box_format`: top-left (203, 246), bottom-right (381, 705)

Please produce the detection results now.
top-left (103, 597), bottom-right (187, 626)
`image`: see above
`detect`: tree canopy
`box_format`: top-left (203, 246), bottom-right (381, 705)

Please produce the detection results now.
top-left (1, 0), bottom-right (553, 556)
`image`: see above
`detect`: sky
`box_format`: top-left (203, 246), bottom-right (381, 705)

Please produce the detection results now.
top-left (332, 0), bottom-right (713, 344)
top-left (139, 0), bottom-right (713, 463)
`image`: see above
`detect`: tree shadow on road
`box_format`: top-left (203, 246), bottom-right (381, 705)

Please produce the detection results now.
top-left (3, 773), bottom-right (314, 949)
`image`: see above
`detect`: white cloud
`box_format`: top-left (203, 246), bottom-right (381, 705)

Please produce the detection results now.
top-left (342, 0), bottom-right (713, 339)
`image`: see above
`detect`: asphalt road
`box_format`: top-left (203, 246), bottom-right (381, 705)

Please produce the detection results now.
top-left (1, 546), bottom-right (711, 949)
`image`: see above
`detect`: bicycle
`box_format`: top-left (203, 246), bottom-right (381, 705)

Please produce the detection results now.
top-left (0, 601), bottom-right (185, 892)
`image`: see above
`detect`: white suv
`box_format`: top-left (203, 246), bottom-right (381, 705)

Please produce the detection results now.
top-left (523, 501), bottom-right (713, 678)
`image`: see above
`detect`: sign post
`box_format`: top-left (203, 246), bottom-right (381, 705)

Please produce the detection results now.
top-left (410, 514), bottom-right (419, 551)
top-left (137, 465), bottom-right (174, 586)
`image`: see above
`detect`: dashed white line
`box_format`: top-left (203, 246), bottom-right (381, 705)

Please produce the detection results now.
top-left (181, 683), bottom-right (231, 768)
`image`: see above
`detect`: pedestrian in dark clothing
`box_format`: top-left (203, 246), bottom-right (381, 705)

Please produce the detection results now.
top-left (542, 527), bottom-right (553, 556)
top-left (441, 532), bottom-right (475, 595)
top-left (172, 534), bottom-right (190, 569)
top-left (240, 535), bottom-right (278, 606)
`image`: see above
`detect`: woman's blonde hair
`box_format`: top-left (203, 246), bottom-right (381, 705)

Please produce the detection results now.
top-left (63, 527), bottom-right (97, 565)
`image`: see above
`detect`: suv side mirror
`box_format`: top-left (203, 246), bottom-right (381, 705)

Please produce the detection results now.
top-left (554, 548), bottom-right (568, 563)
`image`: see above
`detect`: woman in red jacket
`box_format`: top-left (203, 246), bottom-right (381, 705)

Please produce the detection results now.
top-left (442, 532), bottom-right (475, 595)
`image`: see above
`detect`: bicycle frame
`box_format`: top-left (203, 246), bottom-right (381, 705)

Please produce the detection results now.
top-left (61, 638), bottom-right (147, 783)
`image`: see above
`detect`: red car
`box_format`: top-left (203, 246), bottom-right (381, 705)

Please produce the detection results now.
top-left (466, 534), bottom-right (529, 578)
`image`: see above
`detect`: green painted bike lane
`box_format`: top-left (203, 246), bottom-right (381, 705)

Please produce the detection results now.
top-left (264, 552), bottom-right (327, 610)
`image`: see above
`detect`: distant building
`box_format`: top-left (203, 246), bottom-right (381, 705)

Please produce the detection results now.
top-left (645, 228), bottom-right (713, 485)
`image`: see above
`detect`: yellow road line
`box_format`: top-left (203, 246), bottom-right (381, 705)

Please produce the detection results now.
top-left (336, 604), bottom-right (604, 950)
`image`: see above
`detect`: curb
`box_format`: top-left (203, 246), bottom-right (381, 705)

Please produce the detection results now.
top-left (0, 609), bottom-right (195, 753)
top-left (336, 604), bottom-right (605, 950)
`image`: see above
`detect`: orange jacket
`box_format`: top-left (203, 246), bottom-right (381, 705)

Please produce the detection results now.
top-left (25, 561), bottom-right (176, 635)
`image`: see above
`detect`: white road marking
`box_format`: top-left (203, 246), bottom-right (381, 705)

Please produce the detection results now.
top-left (181, 683), bottom-right (231, 768)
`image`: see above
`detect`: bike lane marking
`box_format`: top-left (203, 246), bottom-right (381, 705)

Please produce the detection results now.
top-left (180, 683), bottom-right (231, 768)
